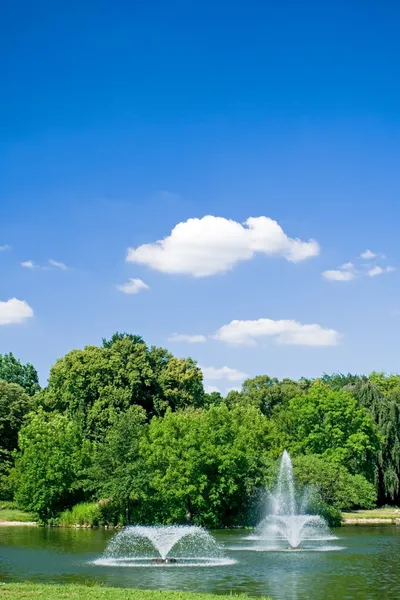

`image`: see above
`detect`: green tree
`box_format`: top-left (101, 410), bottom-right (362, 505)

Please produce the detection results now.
top-left (44, 335), bottom-right (204, 437)
top-left (292, 454), bottom-right (376, 511)
top-left (270, 382), bottom-right (380, 477)
top-left (228, 375), bottom-right (309, 417)
top-left (141, 404), bottom-right (270, 527)
top-left (351, 379), bottom-right (400, 503)
top-left (12, 411), bottom-right (87, 521)
top-left (0, 381), bottom-right (33, 498)
top-left (84, 405), bottom-right (147, 523)
top-left (0, 352), bottom-right (40, 396)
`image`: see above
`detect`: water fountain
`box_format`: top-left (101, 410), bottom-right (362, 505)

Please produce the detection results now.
top-left (93, 525), bottom-right (235, 567)
top-left (247, 451), bottom-right (339, 551)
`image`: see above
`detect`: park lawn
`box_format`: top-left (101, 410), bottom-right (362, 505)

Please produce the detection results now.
top-left (342, 507), bottom-right (399, 520)
top-left (0, 502), bottom-right (36, 523)
top-left (0, 583), bottom-right (270, 600)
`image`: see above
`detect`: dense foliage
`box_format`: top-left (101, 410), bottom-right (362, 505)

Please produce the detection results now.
top-left (0, 353), bottom-right (40, 396)
top-left (3, 334), bottom-right (400, 525)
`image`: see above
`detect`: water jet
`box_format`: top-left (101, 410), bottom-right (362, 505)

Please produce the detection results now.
top-left (251, 451), bottom-right (338, 551)
top-left (93, 525), bottom-right (235, 567)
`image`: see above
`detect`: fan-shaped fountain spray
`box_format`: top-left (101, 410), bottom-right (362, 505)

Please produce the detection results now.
top-left (93, 525), bottom-right (235, 567)
top-left (255, 450), bottom-right (336, 550)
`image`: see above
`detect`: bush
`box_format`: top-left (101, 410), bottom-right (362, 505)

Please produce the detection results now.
top-left (59, 502), bottom-right (102, 527)
top-left (307, 499), bottom-right (343, 527)
top-left (292, 454), bottom-right (377, 511)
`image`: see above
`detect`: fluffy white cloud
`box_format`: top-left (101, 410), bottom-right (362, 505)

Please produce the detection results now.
top-left (127, 215), bottom-right (320, 277)
top-left (360, 249), bottom-right (377, 259)
top-left (116, 278), bottom-right (150, 294)
top-left (368, 266), bottom-right (395, 277)
top-left (200, 365), bottom-right (248, 382)
top-left (168, 333), bottom-right (207, 343)
top-left (20, 260), bottom-right (37, 269)
top-left (0, 298), bottom-right (34, 325)
top-left (341, 262), bottom-right (355, 270)
top-left (213, 318), bottom-right (340, 346)
top-left (48, 259), bottom-right (69, 270)
top-left (322, 269), bottom-right (355, 281)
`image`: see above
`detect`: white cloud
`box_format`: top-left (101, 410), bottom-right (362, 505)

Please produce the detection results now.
top-left (205, 385), bottom-right (222, 394)
top-left (323, 252), bottom-right (395, 282)
top-left (368, 266), bottom-right (396, 277)
top-left (127, 215), bottom-right (320, 277)
top-left (200, 365), bottom-right (248, 382)
top-left (168, 333), bottom-right (207, 343)
top-left (360, 249), bottom-right (377, 260)
top-left (213, 318), bottom-right (340, 347)
top-left (322, 269), bottom-right (355, 281)
top-left (0, 298), bottom-right (34, 325)
top-left (48, 259), bottom-right (69, 270)
top-left (0, 244), bottom-right (11, 251)
top-left (116, 278), bottom-right (150, 294)
top-left (20, 260), bottom-right (37, 269)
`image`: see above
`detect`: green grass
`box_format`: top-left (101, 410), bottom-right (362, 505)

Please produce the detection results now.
top-left (342, 507), bottom-right (400, 520)
top-left (59, 502), bottom-right (102, 527)
top-left (0, 583), bottom-right (270, 599)
top-left (0, 502), bottom-right (36, 523)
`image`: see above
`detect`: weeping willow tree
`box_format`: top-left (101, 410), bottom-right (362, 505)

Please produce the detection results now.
top-left (352, 380), bottom-right (400, 504)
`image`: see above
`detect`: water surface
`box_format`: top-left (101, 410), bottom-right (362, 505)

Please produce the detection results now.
top-left (1, 525), bottom-right (399, 599)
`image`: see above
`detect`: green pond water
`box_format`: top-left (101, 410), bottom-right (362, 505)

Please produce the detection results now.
top-left (1, 525), bottom-right (400, 599)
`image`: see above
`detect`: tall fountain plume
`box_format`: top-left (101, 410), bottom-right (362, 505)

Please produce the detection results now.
top-left (256, 450), bottom-right (335, 550)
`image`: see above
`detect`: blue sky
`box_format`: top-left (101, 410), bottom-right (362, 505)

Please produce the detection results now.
top-left (1, 0), bottom-right (400, 392)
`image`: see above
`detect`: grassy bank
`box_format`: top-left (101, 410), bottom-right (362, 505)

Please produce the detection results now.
top-left (0, 583), bottom-right (270, 600)
top-left (342, 508), bottom-right (400, 522)
top-left (0, 502), bottom-right (36, 523)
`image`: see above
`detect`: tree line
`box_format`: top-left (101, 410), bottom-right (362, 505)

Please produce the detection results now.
top-left (1, 333), bottom-right (399, 526)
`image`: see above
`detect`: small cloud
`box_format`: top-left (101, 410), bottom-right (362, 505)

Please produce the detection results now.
top-left (368, 266), bottom-right (396, 278)
top-left (0, 244), bottom-right (11, 252)
top-left (360, 249), bottom-right (377, 260)
top-left (20, 260), bottom-right (37, 269)
top-left (200, 365), bottom-right (248, 382)
top-left (341, 262), bottom-right (355, 270)
top-left (322, 269), bottom-right (355, 281)
top-left (116, 278), bottom-right (150, 295)
top-left (212, 318), bottom-right (340, 347)
top-left (48, 259), bottom-right (69, 270)
top-left (0, 298), bottom-right (34, 325)
top-left (168, 333), bottom-right (207, 343)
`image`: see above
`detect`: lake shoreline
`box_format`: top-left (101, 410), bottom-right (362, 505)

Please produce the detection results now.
top-left (343, 518), bottom-right (400, 525)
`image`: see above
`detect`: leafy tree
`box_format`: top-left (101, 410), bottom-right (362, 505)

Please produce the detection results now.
top-left (102, 332), bottom-right (144, 348)
top-left (12, 410), bottom-right (87, 521)
top-left (270, 382), bottom-right (380, 477)
top-left (0, 353), bottom-right (40, 396)
top-left (228, 375), bottom-right (309, 417)
top-left (350, 380), bottom-right (400, 503)
top-left (44, 335), bottom-right (204, 437)
top-left (321, 372), bottom-right (366, 391)
top-left (0, 381), bottom-right (33, 498)
top-left (84, 406), bottom-right (147, 523)
top-left (141, 404), bottom-right (271, 527)
top-left (292, 454), bottom-right (376, 511)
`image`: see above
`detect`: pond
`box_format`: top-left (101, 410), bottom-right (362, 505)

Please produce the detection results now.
top-left (1, 525), bottom-right (400, 599)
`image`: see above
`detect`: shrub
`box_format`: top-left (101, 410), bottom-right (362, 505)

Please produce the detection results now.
top-left (59, 502), bottom-right (102, 527)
